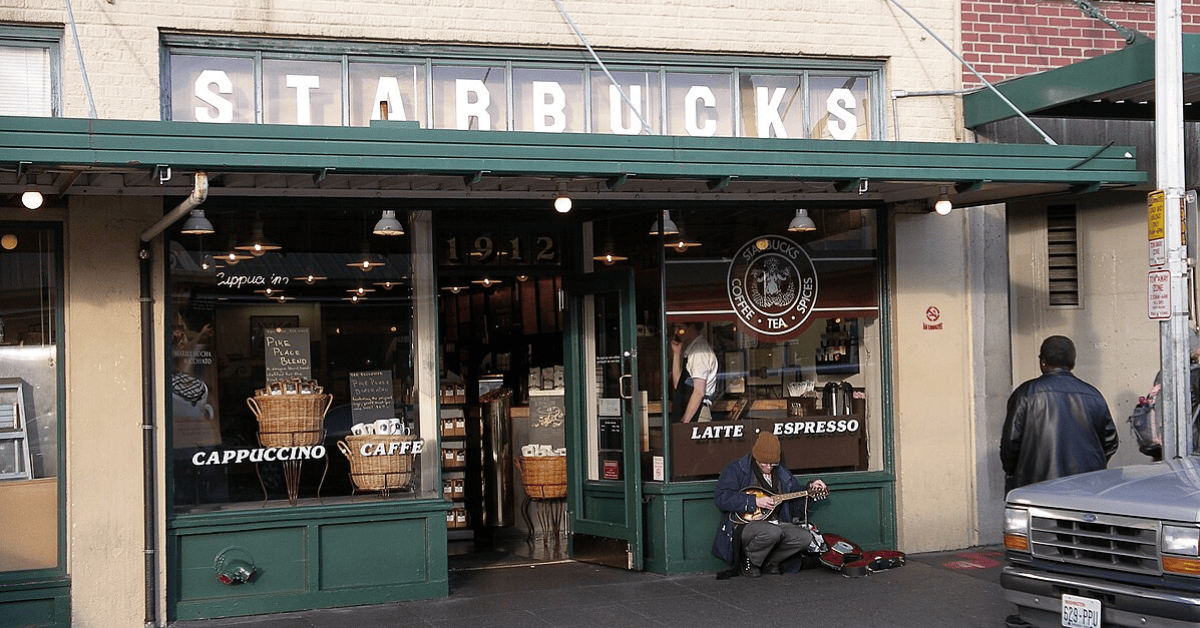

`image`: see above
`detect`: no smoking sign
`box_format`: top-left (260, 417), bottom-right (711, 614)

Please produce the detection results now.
top-left (923, 306), bottom-right (942, 330)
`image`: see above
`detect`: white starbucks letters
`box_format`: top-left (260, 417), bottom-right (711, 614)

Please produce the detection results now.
top-left (180, 61), bottom-right (866, 139)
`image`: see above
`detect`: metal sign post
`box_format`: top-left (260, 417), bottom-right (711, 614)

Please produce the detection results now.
top-left (1156, 0), bottom-right (1191, 459)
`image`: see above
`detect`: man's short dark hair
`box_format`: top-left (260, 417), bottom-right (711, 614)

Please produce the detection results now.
top-left (1039, 335), bottom-right (1076, 369)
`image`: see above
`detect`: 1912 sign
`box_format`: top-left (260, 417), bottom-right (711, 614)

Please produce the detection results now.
top-left (439, 227), bottom-right (561, 267)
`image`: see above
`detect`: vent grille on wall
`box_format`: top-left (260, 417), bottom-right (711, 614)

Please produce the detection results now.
top-left (1046, 205), bottom-right (1079, 307)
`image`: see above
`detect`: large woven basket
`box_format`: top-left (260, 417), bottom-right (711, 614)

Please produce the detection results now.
top-left (516, 455), bottom-right (566, 499)
top-left (337, 434), bottom-right (419, 492)
top-left (247, 393), bottom-right (332, 448)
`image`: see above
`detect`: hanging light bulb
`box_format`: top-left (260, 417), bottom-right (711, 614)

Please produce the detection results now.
top-left (181, 209), bottom-right (216, 235)
top-left (787, 209), bottom-right (817, 232)
top-left (934, 187), bottom-right (953, 215)
top-left (347, 244), bottom-right (385, 271)
top-left (235, 219), bottom-right (281, 256)
top-left (372, 210), bottom-right (405, 236)
top-left (553, 181), bottom-right (572, 213)
top-left (21, 189), bottom-right (43, 210)
top-left (294, 274), bottom-right (327, 285)
top-left (648, 210), bottom-right (680, 235)
top-left (593, 233), bottom-right (628, 265)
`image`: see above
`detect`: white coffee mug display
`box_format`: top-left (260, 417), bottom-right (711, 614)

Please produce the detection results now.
top-left (352, 422), bottom-right (375, 435)
top-left (373, 419), bottom-right (394, 435)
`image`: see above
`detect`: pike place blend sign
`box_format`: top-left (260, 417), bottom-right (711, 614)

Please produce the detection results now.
top-left (727, 235), bottom-right (818, 336)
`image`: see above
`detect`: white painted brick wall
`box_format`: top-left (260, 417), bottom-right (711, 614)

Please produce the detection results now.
top-left (2, 0), bottom-right (962, 140)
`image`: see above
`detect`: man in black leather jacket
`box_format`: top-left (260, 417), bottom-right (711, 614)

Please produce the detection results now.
top-left (1000, 335), bottom-right (1119, 492)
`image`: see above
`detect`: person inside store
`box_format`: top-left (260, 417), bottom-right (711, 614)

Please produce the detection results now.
top-left (712, 431), bottom-right (828, 578)
top-left (999, 335), bottom-right (1119, 493)
top-left (670, 321), bottom-right (719, 423)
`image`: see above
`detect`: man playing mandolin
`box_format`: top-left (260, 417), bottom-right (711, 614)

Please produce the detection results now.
top-left (712, 432), bottom-right (828, 577)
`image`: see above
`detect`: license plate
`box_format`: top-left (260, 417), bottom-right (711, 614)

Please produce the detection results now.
top-left (1062, 593), bottom-right (1101, 628)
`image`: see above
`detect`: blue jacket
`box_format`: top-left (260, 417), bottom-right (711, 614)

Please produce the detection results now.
top-left (711, 453), bottom-right (804, 563)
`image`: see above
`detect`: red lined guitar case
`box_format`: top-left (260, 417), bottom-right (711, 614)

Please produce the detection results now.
top-left (818, 533), bottom-right (906, 578)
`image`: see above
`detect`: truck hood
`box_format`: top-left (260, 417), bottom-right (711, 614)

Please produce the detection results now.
top-left (1007, 458), bottom-right (1200, 523)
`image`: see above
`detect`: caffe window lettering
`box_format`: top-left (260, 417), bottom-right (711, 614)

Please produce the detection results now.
top-left (167, 48), bottom-right (880, 140)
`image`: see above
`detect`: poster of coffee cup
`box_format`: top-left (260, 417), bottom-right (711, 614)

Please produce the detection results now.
top-left (349, 369), bottom-right (395, 425)
top-left (171, 372), bottom-right (220, 447)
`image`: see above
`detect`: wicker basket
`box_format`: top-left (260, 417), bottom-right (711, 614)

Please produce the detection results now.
top-left (337, 434), bottom-right (419, 492)
top-left (517, 455), bottom-right (567, 499)
top-left (247, 393), bottom-right (332, 448)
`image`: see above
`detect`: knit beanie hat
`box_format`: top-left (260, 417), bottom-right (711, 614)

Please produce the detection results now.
top-left (752, 432), bottom-right (780, 464)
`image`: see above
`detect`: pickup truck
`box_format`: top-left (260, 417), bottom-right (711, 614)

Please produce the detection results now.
top-left (1003, 458), bottom-right (1200, 628)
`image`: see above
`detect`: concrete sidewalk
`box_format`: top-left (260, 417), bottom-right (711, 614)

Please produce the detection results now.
top-left (172, 545), bottom-right (1012, 628)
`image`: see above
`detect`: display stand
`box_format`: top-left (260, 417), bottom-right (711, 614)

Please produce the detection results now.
top-left (515, 455), bottom-right (566, 544)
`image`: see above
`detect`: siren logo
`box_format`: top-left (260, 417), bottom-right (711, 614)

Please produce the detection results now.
top-left (727, 235), bottom-right (818, 336)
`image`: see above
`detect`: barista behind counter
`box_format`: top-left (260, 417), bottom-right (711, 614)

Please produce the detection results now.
top-left (670, 322), bottom-right (719, 423)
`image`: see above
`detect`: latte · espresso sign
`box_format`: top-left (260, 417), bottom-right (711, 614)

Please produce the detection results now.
top-left (727, 235), bottom-right (818, 336)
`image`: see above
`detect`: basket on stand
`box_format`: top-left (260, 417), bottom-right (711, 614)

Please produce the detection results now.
top-left (516, 455), bottom-right (567, 499)
top-left (337, 434), bottom-right (419, 495)
top-left (247, 393), bottom-right (332, 448)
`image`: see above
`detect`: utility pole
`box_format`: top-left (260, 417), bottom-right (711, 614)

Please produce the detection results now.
top-left (1156, 0), bottom-right (1191, 459)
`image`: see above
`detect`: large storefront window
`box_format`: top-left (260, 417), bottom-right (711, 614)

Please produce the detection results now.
top-left (0, 223), bottom-right (62, 572)
top-left (168, 203), bottom-right (430, 512)
top-left (636, 207), bottom-right (882, 481)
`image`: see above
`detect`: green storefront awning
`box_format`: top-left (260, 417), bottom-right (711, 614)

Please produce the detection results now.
top-left (965, 35), bottom-right (1200, 128)
top-left (0, 115), bottom-right (1145, 209)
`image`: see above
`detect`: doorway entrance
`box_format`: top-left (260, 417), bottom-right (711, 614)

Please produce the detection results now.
top-left (436, 214), bottom-right (648, 572)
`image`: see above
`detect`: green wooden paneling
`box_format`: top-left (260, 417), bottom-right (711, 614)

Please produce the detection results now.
top-left (0, 582), bottom-right (70, 628)
top-left (642, 474), bottom-right (896, 574)
top-left (319, 519), bottom-right (429, 588)
top-left (178, 527), bottom-right (309, 601)
top-left (168, 501), bottom-right (449, 621)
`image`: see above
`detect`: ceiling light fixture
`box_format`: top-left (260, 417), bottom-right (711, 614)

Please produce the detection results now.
top-left (181, 209), bottom-right (215, 235)
top-left (372, 210), bottom-right (405, 236)
top-left (648, 210), bottom-right (680, 235)
top-left (21, 189), bottom-right (43, 210)
top-left (934, 187), bottom-right (953, 215)
top-left (553, 182), bottom-right (572, 213)
top-left (235, 219), bottom-right (281, 256)
top-left (295, 274), bottom-right (327, 285)
top-left (787, 208), bottom-right (817, 232)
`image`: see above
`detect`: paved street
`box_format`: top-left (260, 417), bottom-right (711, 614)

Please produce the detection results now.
top-left (173, 544), bottom-right (1012, 628)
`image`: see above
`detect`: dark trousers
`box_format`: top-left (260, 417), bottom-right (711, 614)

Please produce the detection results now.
top-left (742, 520), bottom-right (812, 568)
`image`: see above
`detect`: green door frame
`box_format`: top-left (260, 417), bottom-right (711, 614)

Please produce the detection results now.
top-left (563, 270), bottom-right (643, 570)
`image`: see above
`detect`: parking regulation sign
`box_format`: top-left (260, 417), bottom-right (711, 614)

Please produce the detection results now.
top-left (1149, 269), bottom-right (1171, 320)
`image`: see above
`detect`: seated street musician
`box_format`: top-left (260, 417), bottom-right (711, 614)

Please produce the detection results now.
top-left (712, 431), bottom-right (828, 577)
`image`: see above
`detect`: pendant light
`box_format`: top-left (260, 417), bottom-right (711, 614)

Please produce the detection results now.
top-left (648, 210), bottom-right (680, 235)
top-left (372, 210), bottom-right (405, 236)
top-left (234, 217), bottom-right (282, 256)
top-left (787, 209), bottom-right (817, 232)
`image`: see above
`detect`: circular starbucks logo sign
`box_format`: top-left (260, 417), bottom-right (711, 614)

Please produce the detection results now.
top-left (727, 235), bottom-right (818, 336)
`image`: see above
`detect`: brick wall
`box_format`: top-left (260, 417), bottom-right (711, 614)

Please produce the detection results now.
top-left (963, 0), bottom-right (1200, 87)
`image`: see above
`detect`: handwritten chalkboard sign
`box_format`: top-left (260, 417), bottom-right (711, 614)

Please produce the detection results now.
top-left (349, 370), bottom-right (395, 423)
top-left (264, 328), bottom-right (312, 381)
